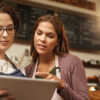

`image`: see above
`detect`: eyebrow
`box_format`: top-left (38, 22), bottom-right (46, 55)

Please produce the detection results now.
top-left (37, 29), bottom-right (55, 34)
top-left (37, 28), bottom-right (45, 33)
top-left (0, 24), bottom-right (14, 27)
top-left (6, 24), bottom-right (14, 27)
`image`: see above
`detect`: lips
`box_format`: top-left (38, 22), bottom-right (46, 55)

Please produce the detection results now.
top-left (37, 44), bottom-right (47, 50)
top-left (0, 40), bottom-right (10, 45)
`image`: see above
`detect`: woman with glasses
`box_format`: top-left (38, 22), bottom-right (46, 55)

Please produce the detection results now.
top-left (25, 15), bottom-right (89, 100)
top-left (0, 4), bottom-right (25, 100)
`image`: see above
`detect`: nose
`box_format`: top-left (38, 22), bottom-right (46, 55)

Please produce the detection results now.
top-left (2, 30), bottom-right (8, 37)
top-left (40, 34), bottom-right (46, 42)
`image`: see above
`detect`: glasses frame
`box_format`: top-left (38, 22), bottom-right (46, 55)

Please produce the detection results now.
top-left (0, 26), bottom-right (16, 35)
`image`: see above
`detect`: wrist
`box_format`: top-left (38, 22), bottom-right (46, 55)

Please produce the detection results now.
top-left (57, 80), bottom-right (64, 92)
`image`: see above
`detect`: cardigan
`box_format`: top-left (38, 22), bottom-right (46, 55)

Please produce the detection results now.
top-left (25, 54), bottom-right (89, 100)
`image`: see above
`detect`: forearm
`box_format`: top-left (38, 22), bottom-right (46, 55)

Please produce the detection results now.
top-left (58, 82), bottom-right (89, 100)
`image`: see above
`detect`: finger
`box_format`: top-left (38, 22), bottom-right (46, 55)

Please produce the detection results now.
top-left (35, 72), bottom-right (49, 77)
top-left (50, 78), bottom-right (55, 81)
top-left (0, 89), bottom-right (8, 97)
top-left (46, 75), bottom-right (55, 81)
top-left (45, 75), bottom-right (52, 80)
top-left (45, 74), bottom-right (55, 80)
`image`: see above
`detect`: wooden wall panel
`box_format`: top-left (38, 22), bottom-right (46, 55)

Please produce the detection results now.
top-left (50, 0), bottom-right (96, 11)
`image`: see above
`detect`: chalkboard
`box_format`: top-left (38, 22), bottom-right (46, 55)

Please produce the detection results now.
top-left (58, 12), bottom-right (100, 50)
top-left (1, 1), bottom-right (54, 39)
top-left (1, 0), bottom-right (100, 50)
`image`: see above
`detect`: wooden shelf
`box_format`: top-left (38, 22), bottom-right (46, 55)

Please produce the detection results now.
top-left (5, 0), bottom-right (100, 18)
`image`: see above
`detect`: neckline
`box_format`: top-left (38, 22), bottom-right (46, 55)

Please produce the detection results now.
top-left (32, 55), bottom-right (60, 78)
top-left (0, 59), bottom-right (6, 62)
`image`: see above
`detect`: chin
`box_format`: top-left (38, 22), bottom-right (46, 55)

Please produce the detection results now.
top-left (0, 46), bottom-right (9, 51)
top-left (37, 52), bottom-right (46, 55)
top-left (37, 50), bottom-right (47, 55)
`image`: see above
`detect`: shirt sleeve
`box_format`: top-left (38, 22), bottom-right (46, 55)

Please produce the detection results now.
top-left (58, 56), bottom-right (89, 100)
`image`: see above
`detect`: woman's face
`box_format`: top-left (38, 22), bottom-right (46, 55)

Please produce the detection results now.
top-left (34, 22), bottom-right (58, 56)
top-left (0, 13), bottom-right (15, 52)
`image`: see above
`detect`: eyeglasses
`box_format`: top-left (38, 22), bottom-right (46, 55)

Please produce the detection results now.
top-left (0, 26), bottom-right (16, 35)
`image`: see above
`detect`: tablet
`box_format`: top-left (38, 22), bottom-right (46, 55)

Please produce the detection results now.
top-left (0, 76), bottom-right (58, 100)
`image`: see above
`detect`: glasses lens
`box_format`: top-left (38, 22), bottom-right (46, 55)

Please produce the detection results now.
top-left (0, 26), bottom-right (16, 35)
top-left (0, 27), bottom-right (3, 35)
top-left (6, 26), bottom-right (15, 34)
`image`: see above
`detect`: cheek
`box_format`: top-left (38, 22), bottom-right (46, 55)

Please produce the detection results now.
top-left (48, 40), bottom-right (57, 49)
top-left (34, 34), bottom-right (38, 41)
top-left (34, 35), bottom-right (38, 47)
top-left (10, 34), bottom-right (14, 43)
